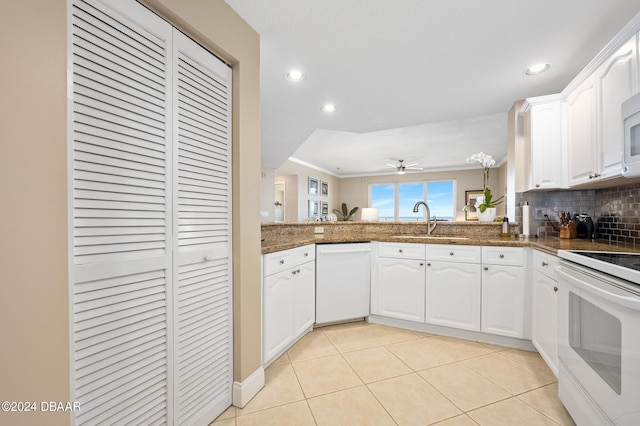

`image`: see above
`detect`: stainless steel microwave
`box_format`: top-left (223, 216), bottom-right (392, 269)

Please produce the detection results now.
top-left (622, 92), bottom-right (640, 178)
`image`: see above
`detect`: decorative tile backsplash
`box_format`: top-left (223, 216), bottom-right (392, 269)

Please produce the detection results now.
top-left (515, 182), bottom-right (640, 246)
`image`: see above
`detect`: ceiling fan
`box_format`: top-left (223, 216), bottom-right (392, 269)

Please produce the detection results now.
top-left (383, 159), bottom-right (424, 175)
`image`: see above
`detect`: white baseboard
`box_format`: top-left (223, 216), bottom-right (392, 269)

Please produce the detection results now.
top-left (232, 366), bottom-right (265, 408)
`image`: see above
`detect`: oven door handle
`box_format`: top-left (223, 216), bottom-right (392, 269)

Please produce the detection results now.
top-left (556, 268), bottom-right (640, 311)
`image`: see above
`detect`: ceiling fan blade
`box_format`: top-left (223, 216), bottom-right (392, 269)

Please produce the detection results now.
top-left (407, 166), bottom-right (423, 170)
top-left (404, 162), bottom-right (418, 167)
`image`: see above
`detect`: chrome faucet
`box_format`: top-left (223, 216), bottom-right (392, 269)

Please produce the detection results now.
top-left (413, 201), bottom-right (437, 235)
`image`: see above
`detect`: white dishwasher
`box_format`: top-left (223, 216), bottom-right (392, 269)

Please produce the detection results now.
top-left (315, 242), bottom-right (371, 325)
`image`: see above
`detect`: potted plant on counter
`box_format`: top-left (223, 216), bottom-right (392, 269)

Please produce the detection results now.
top-left (333, 203), bottom-right (359, 221)
top-left (466, 152), bottom-right (504, 222)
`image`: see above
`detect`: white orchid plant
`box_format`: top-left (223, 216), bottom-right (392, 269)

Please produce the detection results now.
top-left (466, 152), bottom-right (504, 213)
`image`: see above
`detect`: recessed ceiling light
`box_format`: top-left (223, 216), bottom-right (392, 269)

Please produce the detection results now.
top-left (284, 69), bottom-right (305, 82)
top-left (321, 104), bottom-right (336, 113)
top-left (525, 63), bottom-right (552, 75)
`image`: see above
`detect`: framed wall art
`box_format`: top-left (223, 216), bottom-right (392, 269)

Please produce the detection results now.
top-left (308, 176), bottom-right (319, 195)
top-left (308, 200), bottom-right (320, 217)
top-left (465, 189), bottom-right (483, 221)
top-left (321, 202), bottom-right (329, 216)
top-left (321, 180), bottom-right (329, 197)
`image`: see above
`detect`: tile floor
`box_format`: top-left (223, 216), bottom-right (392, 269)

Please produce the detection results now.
top-left (211, 321), bottom-right (576, 426)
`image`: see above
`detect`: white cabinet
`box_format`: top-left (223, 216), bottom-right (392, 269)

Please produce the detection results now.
top-left (374, 243), bottom-right (426, 322)
top-left (596, 36), bottom-right (638, 179)
top-left (532, 250), bottom-right (559, 377)
top-left (520, 95), bottom-right (565, 190)
top-left (481, 247), bottom-right (529, 339)
top-left (425, 245), bottom-right (481, 331)
top-left (566, 75), bottom-right (599, 187)
top-left (566, 35), bottom-right (638, 186)
top-left (263, 244), bottom-right (315, 365)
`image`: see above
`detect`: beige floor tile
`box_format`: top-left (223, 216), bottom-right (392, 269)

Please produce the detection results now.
top-left (211, 405), bottom-right (236, 422)
top-left (236, 363), bottom-right (305, 415)
top-left (323, 325), bottom-right (381, 353)
top-left (386, 338), bottom-right (456, 371)
top-left (292, 354), bottom-right (363, 397)
top-left (432, 414), bottom-right (480, 426)
top-left (287, 330), bottom-right (339, 362)
top-left (499, 348), bottom-right (556, 379)
top-left (343, 346), bottom-right (412, 383)
top-left (518, 383), bottom-right (576, 426)
top-left (307, 385), bottom-right (396, 426)
top-left (269, 351), bottom-right (291, 367)
top-left (419, 362), bottom-right (510, 411)
top-left (368, 324), bottom-right (423, 345)
top-left (462, 352), bottom-right (555, 395)
top-left (467, 397), bottom-right (558, 426)
top-left (236, 401), bottom-right (315, 426)
top-left (210, 418), bottom-right (235, 426)
top-left (426, 335), bottom-right (496, 361)
top-left (368, 373), bottom-right (462, 425)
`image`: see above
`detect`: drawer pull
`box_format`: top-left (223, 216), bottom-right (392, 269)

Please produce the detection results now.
top-left (420, 262), bottom-right (424, 266)
top-left (304, 252), bottom-right (309, 257)
top-left (541, 261), bottom-right (548, 267)
top-left (399, 249), bottom-right (403, 253)
top-left (499, 254), bottom-right (504, 259)
top-left (554, 286), bottom-right (558, 292)
top-left (426, 263), bottom-right (431, 267)
top-left (279, 259), bottom-right (285, 264)
top-left (484, 267), bottom-right (489, 271)
top-left (449, 252), bottom-right (454, 256)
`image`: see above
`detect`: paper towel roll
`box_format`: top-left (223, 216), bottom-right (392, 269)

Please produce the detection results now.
top-left (522, 202), bottom-right (530, 237)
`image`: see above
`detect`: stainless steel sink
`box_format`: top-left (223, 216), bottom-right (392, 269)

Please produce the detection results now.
top-left (391, 235), bottom-right (470, 240)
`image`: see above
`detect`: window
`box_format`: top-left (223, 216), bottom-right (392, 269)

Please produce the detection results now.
top-left (371, 181), bottom-right (455, 221)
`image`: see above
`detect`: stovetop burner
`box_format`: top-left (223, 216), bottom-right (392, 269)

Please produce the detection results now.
top-left (574, 252), bottom-right (640, 272)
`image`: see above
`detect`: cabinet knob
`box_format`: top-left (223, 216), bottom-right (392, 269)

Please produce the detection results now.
top-left (541, 261), bottom-right (548, 267)
top-left (484, 267), bottom-right (489, 271)
top-left (536, 183), bottom-right (541, 188)
top-left (449, 252), bottom-right (454, 256)
top-left (279, 259), bottom-right (285, 264)
top-left (499, 254), bottom-right (504, 259)
top-left (292, 270), bottom-right (297, 275)
top-left (399, 249), bottom-right (403, 253)
top-left (426, 263), bottom-right (431, 267)
top-left (554, 286), bottom-right (558, 292)
top-left (304, 252), bottom-right (309, 257)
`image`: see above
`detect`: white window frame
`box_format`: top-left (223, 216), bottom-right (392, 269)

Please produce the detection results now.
top-left (369, 179), bottom-right (457, 221)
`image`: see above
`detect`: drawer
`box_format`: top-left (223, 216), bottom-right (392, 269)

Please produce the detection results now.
top-left (264, 244), bottom-right (315, 276)
top-left (426, 244), bottom-right (481, 263)
top-left (533, 249), bottom-right (558, 280)
top-left (482, 246), bottom-right (524, 266)
top-left (378, 242), bottom-right (425, 260)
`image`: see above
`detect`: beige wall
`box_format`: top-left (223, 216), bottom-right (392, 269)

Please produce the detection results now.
top-left (1, 1), bottom-right (69, 425)
top-left (275, 160), bottom-right (342, 221)
top-left (0, 1), bottom-right (261, 424)
top-left (339, 166), bottom-right (507, 221)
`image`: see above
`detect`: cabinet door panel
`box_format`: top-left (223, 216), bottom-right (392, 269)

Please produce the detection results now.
top-left (532, 271), bottom-right (559, 377)
top-left (377, 257), bottom-right (425, 322)
top-left (481, 265), bottom-right (526, 338)
top-left (263, 270), bottom-right (295, 361)
top-left (567, 78), bottom-right (598, 186)
top-left (294, 261), bottom-right (316, 336)
top-left (426, 262), bottom-right (481, 331)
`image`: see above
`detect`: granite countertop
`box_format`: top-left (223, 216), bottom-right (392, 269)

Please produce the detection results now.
top-left (261, 233), bottom-right (640, 255)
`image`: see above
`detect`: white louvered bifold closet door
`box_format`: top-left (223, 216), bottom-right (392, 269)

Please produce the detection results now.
top-left (172, 32), bottom-right (232, 425)
top-left (69, 1), bottom-right (232, 425)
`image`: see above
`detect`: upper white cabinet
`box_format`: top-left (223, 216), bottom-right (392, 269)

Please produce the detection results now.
top-left (520, 95), bottom-right (565, 190)
top-left (566, 35), bottom-right (639, 186)
top-left (597, 36), bottom-right (638, 178)
top-left (566, 75), bottom-right (599, 187)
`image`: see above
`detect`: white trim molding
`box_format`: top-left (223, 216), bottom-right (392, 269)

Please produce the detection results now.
top-left (232, 367), bottom-right (265, 408)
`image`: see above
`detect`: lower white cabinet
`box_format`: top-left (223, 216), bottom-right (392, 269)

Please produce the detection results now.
top-left (425, 245), bottom-right (481, 331)
top-left (426, 261), bottom-right (481, 331)
top-left (376, 256), bottom-right (426, 322)
top-left (263, 245), bottom-right (315, 365)
top-left (532, 250), bottom-right (559, 376)
top-left (481, 247), bottom-right (528, 339)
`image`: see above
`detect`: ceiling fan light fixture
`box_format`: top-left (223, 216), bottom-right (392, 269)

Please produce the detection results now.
top-left (284, 69), bottom-right (305, 82)
top-left (525, 63), bottom-right (552, 75)
top-left (396, 167), bottom-right (406, 175)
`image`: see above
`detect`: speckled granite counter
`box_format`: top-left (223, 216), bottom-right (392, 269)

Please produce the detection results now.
top-left (261, 221), bottom-right (640, 255)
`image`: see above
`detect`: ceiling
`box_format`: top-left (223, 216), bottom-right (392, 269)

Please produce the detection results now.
top-left (225, 0), bottom-right (640, 177)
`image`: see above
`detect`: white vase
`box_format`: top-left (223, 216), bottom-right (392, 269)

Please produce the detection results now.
top-left (477, 207), bottom-right (497, 222)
